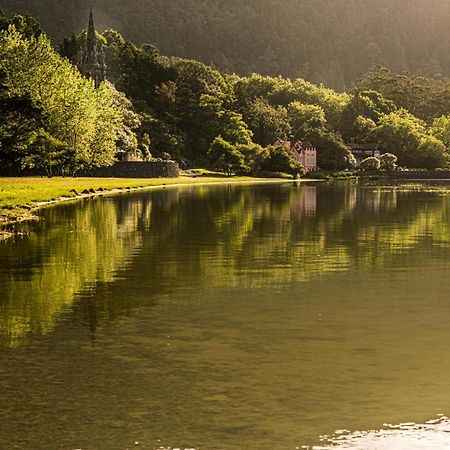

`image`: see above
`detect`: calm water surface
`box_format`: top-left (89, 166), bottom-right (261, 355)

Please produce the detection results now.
top-left (1, 182), bottom-right (450, 450)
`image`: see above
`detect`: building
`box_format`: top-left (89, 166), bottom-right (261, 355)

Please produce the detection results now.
top-left (78, 11), bottom-right (106, 88)
top-left (349, 142), bottom-right (381, 168)
top-left (275, 140), bottom-right (318, 172)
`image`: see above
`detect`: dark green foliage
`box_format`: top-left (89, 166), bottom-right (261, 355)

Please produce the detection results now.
top-left (0, 83), bottom-right (47, 172)
top-left (261, 145), bottom-right (304, 177)
top-left (243, 98), bottom-right (291, 147)
top-left (358, 67), bottom-right (450, 123)
top-left (0, 8), bottom-right (43, 38)
top-left (4, 8), bottom-right (450, 174)
top-left (305, 129), bottom-right (354, 170)
top-left (208, 136), bottom-right (248, 175)
top-left (6, 1), bottom-right (450, 89)
top-left (339, 90), bottom-right (396, 141)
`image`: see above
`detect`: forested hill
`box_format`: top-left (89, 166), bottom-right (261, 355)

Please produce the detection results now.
top-left (2, 0), bottom-right (450, 89)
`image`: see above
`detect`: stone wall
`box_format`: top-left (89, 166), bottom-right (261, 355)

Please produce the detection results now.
top-left (83, 161), bottom-right (180, 178)
top-left (0, 161), bottom-right (180, 178)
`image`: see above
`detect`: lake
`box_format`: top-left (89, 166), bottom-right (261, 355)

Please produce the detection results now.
top-left (1, 181), bottom-right (450, 450)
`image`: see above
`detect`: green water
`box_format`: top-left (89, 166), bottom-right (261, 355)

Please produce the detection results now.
top-left (1, 182), bottom-right (450, 450)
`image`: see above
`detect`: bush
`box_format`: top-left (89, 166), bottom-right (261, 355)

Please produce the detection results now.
top-left (208, 136), bottom-right (248, 175)
top-left (380, 153), bottom-right (398, 170)
top-left (261, 145), bottom-right (305, 177)
top-left (360, 157), bottom-right (381, 171)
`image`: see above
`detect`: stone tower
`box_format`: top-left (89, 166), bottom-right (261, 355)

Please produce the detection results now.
top-left (78, 10), bottom-right (106, 88)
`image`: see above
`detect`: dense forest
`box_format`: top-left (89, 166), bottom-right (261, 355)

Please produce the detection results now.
top-left (2, 0), bottom-right (450, 89)
top-left (2, 8), bottom-right (450, 176)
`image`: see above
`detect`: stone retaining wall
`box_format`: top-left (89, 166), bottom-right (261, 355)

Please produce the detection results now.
top-left (0, 161), bottom-right (180, 178)
top-left (83, 161), bottom-right (180, 178)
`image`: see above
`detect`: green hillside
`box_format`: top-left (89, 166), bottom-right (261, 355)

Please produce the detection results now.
top-left (2, 0), bottom-right (450, 89)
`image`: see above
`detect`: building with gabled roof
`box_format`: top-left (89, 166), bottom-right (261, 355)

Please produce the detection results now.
top-left (349, 142), bottom-right (381, 167)
top-left (275, 139), bottom-right (318, 172)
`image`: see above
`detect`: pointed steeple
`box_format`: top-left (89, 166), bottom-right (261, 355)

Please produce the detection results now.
top-left (78, 9), bottom-right (107, 88)
top-left (86, 10), bottom-right (96, 53)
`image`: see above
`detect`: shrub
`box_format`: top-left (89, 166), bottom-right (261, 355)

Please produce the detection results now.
top-left (360, 157), bottom-right (381, 171)
top-left (380, 153), bottom-right (398, 170)
top-left (262, 145), bottom-right (305, 177)
top-left (208, 136), bottom-right (248, 175)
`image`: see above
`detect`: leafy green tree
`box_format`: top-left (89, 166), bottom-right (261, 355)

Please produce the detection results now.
top-left (288, 101), bottom-right (326, 140)
top-left (0, 10), bottom-right (43, 38)
top-left (358, 67), bottom-right (450, 122)
top-left (431, 116), bottom-right (450, 152)
top-left (236, 143), bottom-right (268, 175)
top-left (416, 136), bottom-right (447, 169)
top-left (244, 98), bottom-right (291, 147)
top-left (374, 110), bottom-right (446, 168)
top-left (0, 26), bottom-right (124, 173)
top-left (305, 128), bottom-right (355, 170)
top-left (24, 129), bottom-right (68, 176)
top-left (112, 87), bottom-right (141, 156)
top-left (339, 90), bottom-right (396, 141)
top-left (208, 136), bottom-right (248, 175)
top-left (0, 77), bottom-right (48, 172)
top-left (261, 145), bottom-right (304, 177)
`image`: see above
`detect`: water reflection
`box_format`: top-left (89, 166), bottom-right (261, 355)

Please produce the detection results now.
top-left (1, 182), bottom-right (450, 449)
top-left (2, 182), bottom-right (450, 347)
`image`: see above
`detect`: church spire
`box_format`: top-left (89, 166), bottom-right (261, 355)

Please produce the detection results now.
top-left (86, 10), bottom-right (96, 53)
top-left (78, 10), bottom-right (106, 88)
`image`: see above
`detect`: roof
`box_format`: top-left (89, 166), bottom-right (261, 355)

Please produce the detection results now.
top-left (349, 142), bottom-right (380, 151)
top-left (275, 140), bottom-right (316, 151)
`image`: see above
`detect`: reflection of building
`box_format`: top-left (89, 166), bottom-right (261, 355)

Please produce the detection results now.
top-left (291, 186), bottom-right (317, 217)
top-left (78, 11), bottom-right (106, 88)
top-left (349, 142), bottom-right (381, 168)
top-left (275, 140), bottom-right (318, 172)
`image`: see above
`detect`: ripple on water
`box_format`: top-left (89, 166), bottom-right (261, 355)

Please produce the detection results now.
top-left (312, 416), bottom-right (450, 449)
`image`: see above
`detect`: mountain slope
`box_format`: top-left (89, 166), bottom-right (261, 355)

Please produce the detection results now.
top-left (2, 0), bottom-right (450, 89)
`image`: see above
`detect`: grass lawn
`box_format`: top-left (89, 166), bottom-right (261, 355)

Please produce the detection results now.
top-left (0, 174), bottom-right (280, 223)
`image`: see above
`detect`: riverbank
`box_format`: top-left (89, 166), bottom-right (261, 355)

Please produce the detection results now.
top-left (308, 169), bottom-right (450, 181)
top-left (0, 175), bottom-right (301, 239)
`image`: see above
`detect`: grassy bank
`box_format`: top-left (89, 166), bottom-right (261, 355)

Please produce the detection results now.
top-left (0, 175), bottom-right (288, 234)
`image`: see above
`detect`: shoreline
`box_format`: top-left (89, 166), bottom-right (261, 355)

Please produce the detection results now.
top-left (0, 176), bottom-right (321, 239)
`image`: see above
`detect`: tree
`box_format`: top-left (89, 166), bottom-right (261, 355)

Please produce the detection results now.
top-left (236, 143), bottom-right (268, 175)
top-left (374, 110), bottom-right (428, 168)
top-left (112, 87), bottom-right (141, 157)
top-left (0, 78), bottom-right (48, 172)
top-left (287, 101), bottom-right (326, 140)
top-left (358, 67), bottom-right (450, 122)
top-left (261, 145), bottom-right (304, 177)
top-left (360, 157), bottom-right (381, 171)
top-left (305, 128), bottom-right (354, 170)
top-left (416, 136), bottom-right (447, 169)
top-left (244, 98), bottom-right (291, 146)
top-left (339, 90), bottom-right (396, 141)
top-left (208, 136), bottom-right (248, 175)
top-left (0, 26), bottom-right (124, 173)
